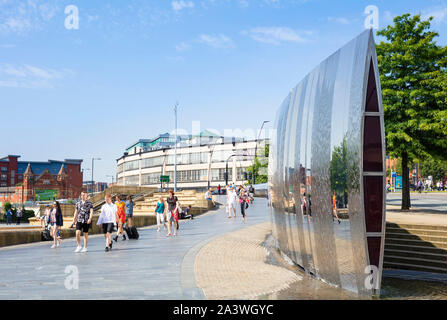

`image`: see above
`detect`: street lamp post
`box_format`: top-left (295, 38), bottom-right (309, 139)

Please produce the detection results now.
top-left (106, 175), bottom-right (115, 186)
top-left (207, 137), bottom-right (223, 189)
top-left (174, 102), bottom-right (178, 192)
top-left (91, 158), bottom-right (101, 196)
top-left (252, 121), bottom-right (270, 186)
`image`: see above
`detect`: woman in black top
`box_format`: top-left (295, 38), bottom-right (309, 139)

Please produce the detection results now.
top-left (51, 201), bottom-right (64, 248)
top-left (166, 190), bottom-right (180, 236)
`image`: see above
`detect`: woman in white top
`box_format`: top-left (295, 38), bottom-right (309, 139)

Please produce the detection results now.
top-left (97, 194), bottom-right (118, 252)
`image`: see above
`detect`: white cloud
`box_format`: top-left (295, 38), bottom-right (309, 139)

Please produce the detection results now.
top-left (172, 1), bottom-right (195, 12)
top-left (0, 44), bottom-right (16, 48)
top-left (0, 63), bottom-right (73, 89)
top-left (0, 0), bottom-right (59, 35)
top-left (175, 41), bottom-right (191, 51)
top-left (328, 17), bottom-right (350, 25)
top-left (422, 5), bottom-right (447, 24)
top-left (243, 27), bottom-right (312, 45)
top-left (197, 34), bottom-right (233, 48)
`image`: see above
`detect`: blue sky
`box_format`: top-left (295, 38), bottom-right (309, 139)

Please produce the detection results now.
top-left (1, 0), bottom-right (447, 183)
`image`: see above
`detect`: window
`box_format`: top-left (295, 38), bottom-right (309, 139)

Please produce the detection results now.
top-left (0, 167), bottom-right (7, 172)
top-left (141, 173), bottom-right (161, 185)
top-left (124, 160), bottom-right (139, 171)
top-left (1, 174), bottom-right (6, 181)
top-left (125, 175), bottom-right (139, 186)
top-left (212, 169), bottom-right (232, 181)
top-left (142, 157), bottom-right (163, 168)
top-left (117, 164), bottom-right (124, 174)
top-left (237, 167), bottom-right (247, 180)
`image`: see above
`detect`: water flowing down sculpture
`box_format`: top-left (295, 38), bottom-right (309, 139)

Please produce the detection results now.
top-left (268, 29), bottom-right (386, 297)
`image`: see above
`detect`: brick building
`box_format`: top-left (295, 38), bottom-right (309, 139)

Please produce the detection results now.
top-left (0, 155), bottom-right (83, 204)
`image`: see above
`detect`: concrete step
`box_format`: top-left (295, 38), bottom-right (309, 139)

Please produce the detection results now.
top-left (384, 255), bottom-right (447, 271)
top-left (386, 227), bottom-right (447, 237)
top-left (385, 243), bottom-right (447, 256)
top-left (386, 232), bottom-right (447, 243)
top-left (384, 248), bottom-right (447, 262)
top-left (383, 261), bottom-right (447, 274)
top-left (386, 222), bottom-right (447, 232)
top-left (385, 237), bottom-right (447, 250)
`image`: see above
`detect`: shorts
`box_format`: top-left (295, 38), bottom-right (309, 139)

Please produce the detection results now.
top-left (166, 210), bottom-right (176, 222)
top-left (76, 222), bottom-right (90, 233)
top-left (49, 222), bottom-right (56, 227)
top-left (228, 202), bottom-right (236, 209)
top-left (126, 212), bottom-right (133, 218)
top-left (102, 223), bottom-right (114, 234)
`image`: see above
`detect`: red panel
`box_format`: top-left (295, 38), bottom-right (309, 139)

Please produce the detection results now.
top-left (363, 116), bottom-right (383, 172)
top-left (364, 176), bottom-right (383, 233)
top-left (365, 61), bottom-right (379, 112)
top-left (367, 237), bottom-right (382, 268)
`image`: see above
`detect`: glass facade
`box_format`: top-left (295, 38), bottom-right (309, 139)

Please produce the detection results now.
top-left (124, 175), bottom-right (139, 186)
top-left (141, 172), bottom-right (162, 185)
top-left (269, 30), bottom-right (385, 297)
top-left (124, 160), bottom-right (139, 172)
top-left (142, 157), bottom-right (163, 168)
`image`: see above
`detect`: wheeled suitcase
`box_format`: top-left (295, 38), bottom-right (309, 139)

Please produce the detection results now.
top-left (124, 225), bottom-right (139, 240)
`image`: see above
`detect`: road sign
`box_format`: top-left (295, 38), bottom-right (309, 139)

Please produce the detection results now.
top-left (160, 175), bottom-right (170, 183)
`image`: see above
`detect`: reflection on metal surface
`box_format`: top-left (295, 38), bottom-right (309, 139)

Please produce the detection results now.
top-left (268, 30), bottom-right (386, 297)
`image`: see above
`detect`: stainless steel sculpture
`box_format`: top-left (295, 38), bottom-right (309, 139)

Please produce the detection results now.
top-left (268, 29), bottom-right (385, 297)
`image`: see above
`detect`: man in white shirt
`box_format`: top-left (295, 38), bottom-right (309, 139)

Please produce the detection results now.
top-left (97, 194), bottom-right (118, 252)
top-left (227, 186), bottom-right (237, 219)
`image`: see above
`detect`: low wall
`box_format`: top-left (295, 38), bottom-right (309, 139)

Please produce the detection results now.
top-left (0, 201), bottom-right (214, 248)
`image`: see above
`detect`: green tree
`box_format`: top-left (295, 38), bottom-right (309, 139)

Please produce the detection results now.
top-left (377, 14), bottom-right (447, 210)
top-left (420, 156), bottom-right (447, 182)
top-left (330, 137), bottom-right (348, 207)
top-left (246, 144), bottom-right (269, 184)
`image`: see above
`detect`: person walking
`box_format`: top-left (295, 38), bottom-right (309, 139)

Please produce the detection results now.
top-left (98, 194), bottom-right (118, 252)
top-left (125, 195), bottom-right (134, 228)
top-left (155, 196), bottom-right (166, 232)
top-left (239, 189), bottom-right (249, 222)
top-left (50, 201), bottom-right (63, 248)
top-left (5, 209), bottom-right (12, 225)
top-left (227, 185), bottom-right (237, 219)
top-left (113, 194), bottom-right (127, 242)
top-left (71, 192), bottom-right (93, 253)
top-left (217, 184), bottom-right (221, 195)
top-left (332, 192), bottom-right (341, 224)
top-left (166, 190), bottom-right (180, 237)
top-left (16, 208), bottom-right (23, 225)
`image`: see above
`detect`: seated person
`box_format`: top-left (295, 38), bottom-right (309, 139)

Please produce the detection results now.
top-left (204, 188), bottom-right (216, 205)
top-left (180, 205), bottom-right (193, 220)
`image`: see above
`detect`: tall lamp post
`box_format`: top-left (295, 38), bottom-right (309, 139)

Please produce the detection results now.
top-left (174, 102), bottom-right (179, 192)
top-left (207, 137), bottom-right (223, 189)
top-left (252, 121), bottom-right (270, 186)
top-left (106, 174), bottom-right (115, 186)
top-left (91, 158), bottom-right (101, 196)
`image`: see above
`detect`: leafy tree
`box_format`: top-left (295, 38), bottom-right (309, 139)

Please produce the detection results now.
top-left (330, 137), bottom-right (348, 207)
top-left (377, 14), bottom-right (447, 210)
top-left (246, 144), bottom-right (269, 184)
top-left (420, 157), bottom-right (447, 182)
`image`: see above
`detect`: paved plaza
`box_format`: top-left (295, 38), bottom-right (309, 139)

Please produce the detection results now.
top-left (0, 196), bottom-right (270, 300)
top-left (387, 192), bottom-right (447, 214)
